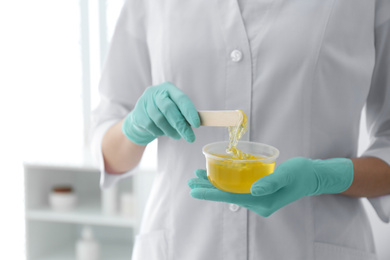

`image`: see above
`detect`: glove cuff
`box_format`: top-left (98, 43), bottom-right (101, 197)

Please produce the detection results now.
top-left (312, 158), bottom-right (354, 195)
top-left (121, 113), bottom-right (154, 146)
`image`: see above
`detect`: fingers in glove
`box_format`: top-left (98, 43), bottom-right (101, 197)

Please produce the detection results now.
top-left (163, 82), bottom-right (200, 128)
top-left (146, 97), bottom-right (181, 139)
top-left (194, 169), bottom-right (208, 180)
top-left (155, 93), bottom-right (196, 143)
top-left (190, 187), bottom-right (253, 205)
top-left (251, 168), bottom-right (290, 196)
top-left (187, 178), bottom-right (214, 189)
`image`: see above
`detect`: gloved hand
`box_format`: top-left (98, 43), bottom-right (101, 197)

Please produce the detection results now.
top-left (122, 82), bottom-right (200, 145)
top-left (188, 157), bottom-right (353, 217)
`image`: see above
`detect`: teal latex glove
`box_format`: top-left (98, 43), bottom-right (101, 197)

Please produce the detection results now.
top-left (188, 157), bottom-right (353, 217)
top-left (122, 82), bottom-right (200, 145)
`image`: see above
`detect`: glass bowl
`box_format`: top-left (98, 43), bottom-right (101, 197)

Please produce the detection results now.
top-left (203, 141), bottom-right (279, 193)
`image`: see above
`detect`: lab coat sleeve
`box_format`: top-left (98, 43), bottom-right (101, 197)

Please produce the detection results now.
top-left (361, 0), bottom-right (390, 223)
top-left (90, 0), bottom-right (152, 189)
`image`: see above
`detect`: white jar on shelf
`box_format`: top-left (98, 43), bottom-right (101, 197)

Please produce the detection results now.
top-left (49, 185), bottom-right (77, 211)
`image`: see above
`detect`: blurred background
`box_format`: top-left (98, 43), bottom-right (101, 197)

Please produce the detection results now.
top-left (0, 1), bottom-right (389, 260)
top-left (0, 1), bottom-right (157, 259)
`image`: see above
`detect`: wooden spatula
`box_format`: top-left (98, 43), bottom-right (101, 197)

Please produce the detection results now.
top-left (198, 110), bottom-right (242, 127)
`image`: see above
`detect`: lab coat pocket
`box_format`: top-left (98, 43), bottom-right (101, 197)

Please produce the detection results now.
top-left (131, 230), bottom-right (167, 260)
top-left (314, 242), bottom-right (376, 260)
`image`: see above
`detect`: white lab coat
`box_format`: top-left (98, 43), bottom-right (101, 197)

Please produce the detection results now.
top-left (91, 0), bottom-right (390, 259)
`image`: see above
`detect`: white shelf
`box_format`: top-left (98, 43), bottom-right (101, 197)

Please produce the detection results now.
top-left (27, 202), bottom-right (136, 228)
top-left (23, 148), bottom-right (154, 260)
top-left (34, 243), bottom-right (132, 260)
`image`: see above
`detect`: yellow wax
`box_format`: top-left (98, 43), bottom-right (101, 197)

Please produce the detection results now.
top-left (206, 110), bottom-right (275, 193)
top-left (226, 110), bottom-right (249, 159)
top-left (207, 154), bottom-right (275, 193)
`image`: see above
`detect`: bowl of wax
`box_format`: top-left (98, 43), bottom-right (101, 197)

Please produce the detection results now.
top-left (203, 141), bottom-right (279, 193)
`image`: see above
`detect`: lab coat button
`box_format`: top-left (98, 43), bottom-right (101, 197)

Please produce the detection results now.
top-left (229, 204), bottom-right (240, 212)
top-left (230, 50), bottom-right (243, 62)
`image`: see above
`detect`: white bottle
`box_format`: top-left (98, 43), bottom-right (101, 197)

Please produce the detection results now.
top-left (76, 226), bottom-right (100, 260)
top-left (101, 184), bottom-right (118, 215)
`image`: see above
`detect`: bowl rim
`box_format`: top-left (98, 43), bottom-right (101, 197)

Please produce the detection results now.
top-left (202, 141), bottom-right (280, 164)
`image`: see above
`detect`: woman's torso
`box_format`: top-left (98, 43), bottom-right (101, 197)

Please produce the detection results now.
top-left (133, 0), bottom-right (377, 259)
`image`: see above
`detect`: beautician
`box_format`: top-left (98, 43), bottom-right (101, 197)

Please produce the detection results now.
top-left (92, 0), bottom-right (390, 259)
